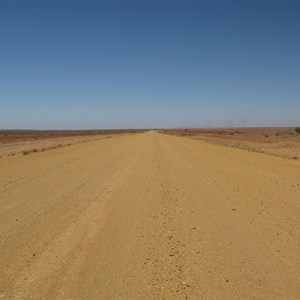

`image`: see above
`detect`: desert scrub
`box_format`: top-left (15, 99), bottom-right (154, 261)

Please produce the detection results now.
top-left (295, 127), bottom-right (300, 134)
top-left (22, 149), bottom-right (38, 155)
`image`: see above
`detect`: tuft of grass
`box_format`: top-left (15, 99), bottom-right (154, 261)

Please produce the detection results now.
top-left (22, 148), bottom-right (38, 155)
top-left (295, 127), bottom-right (300, 134)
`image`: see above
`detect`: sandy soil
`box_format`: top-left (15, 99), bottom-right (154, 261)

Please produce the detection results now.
top-left (0, 130), bottom-right (139, 157)
top-left (0, 135), bottom-right (116, 158)
top-left (0, 131), bottom-right (299, 299)
top-left (164, 128), bottom-right (300, 160)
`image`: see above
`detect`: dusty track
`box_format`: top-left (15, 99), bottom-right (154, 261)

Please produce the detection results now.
top-left (0, 131), bottom-right (299, 299)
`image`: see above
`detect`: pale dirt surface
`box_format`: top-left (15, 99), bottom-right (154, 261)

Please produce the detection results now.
top-left (0, 131), bottom-right (300, 299)
top-left (165, 128), bottom-right (300, 160)
top-left (0, 134), bottom-right (113, 157)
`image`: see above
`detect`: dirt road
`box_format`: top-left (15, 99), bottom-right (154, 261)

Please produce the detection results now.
top-left (1, 131), bottom-right (299, 299)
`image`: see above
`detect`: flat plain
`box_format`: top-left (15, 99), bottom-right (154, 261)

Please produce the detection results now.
top-left (164, 127), bottom-right (300, 160)
top-left (0, 130), bottom-right (300, 299)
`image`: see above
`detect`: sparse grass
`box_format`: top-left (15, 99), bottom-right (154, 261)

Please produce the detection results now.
top-left (22, 148), bottom-right (38, 155)
top-left (164, 128), bottom-right (300, 160)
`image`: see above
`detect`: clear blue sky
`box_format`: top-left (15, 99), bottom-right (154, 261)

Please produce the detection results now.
top-left (1, 0), bottom-right (299, 129)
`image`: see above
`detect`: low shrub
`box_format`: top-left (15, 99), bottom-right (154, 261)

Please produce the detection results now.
top-left (22, 149), bottom-right (38, 155)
